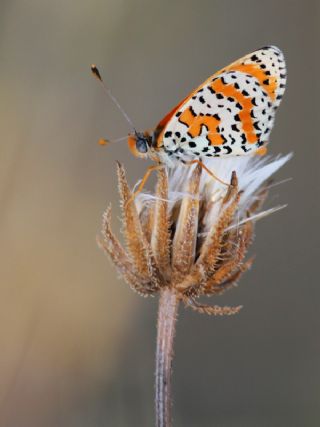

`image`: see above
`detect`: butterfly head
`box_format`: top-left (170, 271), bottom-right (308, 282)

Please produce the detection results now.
top-left (128, 131), bottom-right (152, 158)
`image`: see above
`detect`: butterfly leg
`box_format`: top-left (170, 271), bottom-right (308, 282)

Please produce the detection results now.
top-left (125, 163), bottom-right (165, 207)
top-left (185, 160), bottom-right (229, 186)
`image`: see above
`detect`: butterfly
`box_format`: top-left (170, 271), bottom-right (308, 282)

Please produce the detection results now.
top-left (92, 45), bottom-right (286, 195)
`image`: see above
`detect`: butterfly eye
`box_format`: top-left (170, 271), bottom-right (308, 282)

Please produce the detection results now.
top-left (136, 137), bottom-right (149, 153)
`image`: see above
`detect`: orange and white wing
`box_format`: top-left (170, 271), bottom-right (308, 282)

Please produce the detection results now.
top-left (154, 46), bottom-right (286, 159)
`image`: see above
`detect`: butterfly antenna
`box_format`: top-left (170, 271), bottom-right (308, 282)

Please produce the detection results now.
top-left (91, 65), bottom-right (135, 131)
top-left (98, 135), bottom-right (128, 146)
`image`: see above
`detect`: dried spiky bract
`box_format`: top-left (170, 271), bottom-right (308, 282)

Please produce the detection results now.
top-left (98, 160), bottom-right (278, 315)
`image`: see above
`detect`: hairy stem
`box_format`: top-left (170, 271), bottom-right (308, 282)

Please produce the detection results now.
top-left (155, 288), bottom-right (179, 427)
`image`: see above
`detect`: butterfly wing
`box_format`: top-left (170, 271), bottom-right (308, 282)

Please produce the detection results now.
top-left (154, 46), bottom-right (286, 159)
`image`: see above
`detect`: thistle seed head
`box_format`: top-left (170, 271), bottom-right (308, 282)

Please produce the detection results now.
top-left (98, 155), bottom-right (290, 315)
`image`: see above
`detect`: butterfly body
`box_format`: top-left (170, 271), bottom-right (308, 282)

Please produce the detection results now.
top-left (128, 45), bottom-right (286, 167)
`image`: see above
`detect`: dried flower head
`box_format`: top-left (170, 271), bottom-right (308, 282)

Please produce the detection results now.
top-left (98, 155), bottom-right (290, 315)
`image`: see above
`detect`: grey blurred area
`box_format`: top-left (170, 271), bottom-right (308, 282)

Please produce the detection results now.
top-left (0, 0), bottom-right (319, 426)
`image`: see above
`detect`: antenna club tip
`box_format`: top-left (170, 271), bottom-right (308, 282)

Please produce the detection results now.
top-left (91, 64), bottom-right (102, 81)
top-left (98, 138), bottom-right (109, 146)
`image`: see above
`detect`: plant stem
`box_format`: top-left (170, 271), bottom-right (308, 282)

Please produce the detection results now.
top-left (155, 288), bottom-right (179, 427)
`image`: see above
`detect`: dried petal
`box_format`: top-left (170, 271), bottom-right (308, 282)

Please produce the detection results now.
top-left (197, 190), bottom-right (240, 277)
top-left (184, 297), bottom-right (242, 316)
top-left (207, 257), bottom-right (254, 295)
top-left (171, 164), bottom-right (202, 283)
top-left (151, 168), bottom-right (171, 278)
top-left (139, 201), bottom-right (154, 243)
top-left (117, 162), bottom-right (161, 290)
top-left (99, 206), bottom-right (153, 295)
top-left (206, 220), bottom-right (253, 290)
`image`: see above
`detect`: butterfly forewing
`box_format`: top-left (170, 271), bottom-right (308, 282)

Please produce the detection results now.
top-left (155, 46), bottom-right (286, 159)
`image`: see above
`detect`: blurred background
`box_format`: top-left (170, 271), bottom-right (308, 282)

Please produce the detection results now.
top-left (0, 0), bottom-right (319, 426)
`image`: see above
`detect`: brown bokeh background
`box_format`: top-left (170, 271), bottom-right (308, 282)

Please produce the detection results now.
top-left (0, 0), bottom-right (319, 426)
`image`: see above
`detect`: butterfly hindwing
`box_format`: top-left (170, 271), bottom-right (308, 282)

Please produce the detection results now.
top-left (155, 46), bottom-right (286, 159)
